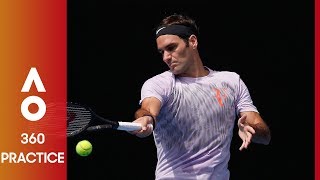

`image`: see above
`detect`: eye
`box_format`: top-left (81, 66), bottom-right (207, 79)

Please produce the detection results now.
top-left (166, 44), bottom-right (176, 52)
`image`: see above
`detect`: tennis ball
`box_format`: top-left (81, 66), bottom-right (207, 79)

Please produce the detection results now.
top-left (76, 140), bottom-right (92, 157)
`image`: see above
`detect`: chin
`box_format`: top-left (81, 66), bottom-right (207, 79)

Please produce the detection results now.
top-left (169, 65), bottom-right (182, 75)
top-left (170, 69), bottom-right (181, 75)
top-left (171, 71), bottom-right (179, 75)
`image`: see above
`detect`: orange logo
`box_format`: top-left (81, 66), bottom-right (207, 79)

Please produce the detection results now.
top-left (212, 87), bottom-right (227, 107)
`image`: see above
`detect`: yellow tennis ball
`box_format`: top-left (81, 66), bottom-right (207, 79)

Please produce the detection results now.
top-left (76, 140), bottom-right (92, 156)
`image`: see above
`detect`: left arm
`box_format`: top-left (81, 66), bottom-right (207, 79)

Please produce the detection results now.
top-left (238, 111), bottom-right (271, 150)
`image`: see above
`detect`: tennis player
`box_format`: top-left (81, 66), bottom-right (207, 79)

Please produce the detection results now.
top-left (130, 13), bottom-right (271, 180)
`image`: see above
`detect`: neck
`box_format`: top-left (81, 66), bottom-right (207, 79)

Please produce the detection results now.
top-left (189, 52), bottom-right (209, 77)
top-left (190, 66), bottom-right (209, 77)
top-left (178, 63), bottom-right (209, 78)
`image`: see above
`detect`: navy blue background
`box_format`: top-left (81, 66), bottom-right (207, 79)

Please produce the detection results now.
top-left (67, 1), bottom-right (314, 179)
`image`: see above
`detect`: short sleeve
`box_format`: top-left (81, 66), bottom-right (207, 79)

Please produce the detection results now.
top-left (235, 75), bottom-right (259, 115)
top-left (139, 71), bottom-right (174, 107)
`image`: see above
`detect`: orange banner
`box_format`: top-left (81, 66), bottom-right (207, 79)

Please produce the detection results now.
top-left (0, 0), bottom-right (66, 179)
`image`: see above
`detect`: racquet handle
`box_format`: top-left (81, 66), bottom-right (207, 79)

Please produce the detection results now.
top-left (117, 122), bottom-right (153, 131)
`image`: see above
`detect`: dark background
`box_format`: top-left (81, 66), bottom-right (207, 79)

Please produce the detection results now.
top-left (67, 1), bottom-right (314, 180)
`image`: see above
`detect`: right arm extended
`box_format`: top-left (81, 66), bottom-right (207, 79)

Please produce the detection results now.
top-left (130, 97), bottom-right (161, 138)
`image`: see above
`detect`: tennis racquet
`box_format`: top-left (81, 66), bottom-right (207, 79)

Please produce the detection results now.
top-left (67, 102), bottom-right (152, 137)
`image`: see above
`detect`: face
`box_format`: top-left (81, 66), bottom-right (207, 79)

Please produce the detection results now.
top-left (156, 35), bottom-right (194, 75)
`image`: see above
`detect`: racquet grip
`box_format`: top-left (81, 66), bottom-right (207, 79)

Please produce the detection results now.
top-left (117, 122), bottom-right (153, 131)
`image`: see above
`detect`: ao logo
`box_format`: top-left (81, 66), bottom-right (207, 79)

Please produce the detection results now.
top-left (21, 67), bottom-right (46, 121)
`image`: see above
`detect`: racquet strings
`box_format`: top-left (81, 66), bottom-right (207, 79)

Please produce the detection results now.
top-left (67, 102), bottom-right (92, 137)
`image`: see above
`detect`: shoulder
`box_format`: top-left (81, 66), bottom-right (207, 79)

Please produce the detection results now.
top-left (213, 70), bottom-right (239, 77)
top-left (151, 70), bottom-right (174, 80)
top-left (211, 69), bottom-right (240, 80)
top-left (140, 71), bottom-right (174, 104)
top-left (144, 71), bottom-right (175, 85)
top-left (206, 68), bottom-right (243, 88)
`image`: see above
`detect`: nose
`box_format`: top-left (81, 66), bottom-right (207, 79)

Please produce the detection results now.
top-left (163, 51), bottom-right (172, 63)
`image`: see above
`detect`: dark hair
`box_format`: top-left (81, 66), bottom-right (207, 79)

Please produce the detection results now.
top-left (156, 14), bottom-right (199, 43)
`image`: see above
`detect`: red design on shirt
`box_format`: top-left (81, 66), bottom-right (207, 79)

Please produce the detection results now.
top-left (212, 87), bottom-right (227, 107)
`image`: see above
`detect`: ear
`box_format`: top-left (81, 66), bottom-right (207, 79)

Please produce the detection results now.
top-left (189, 35), bottom-right (198, 49)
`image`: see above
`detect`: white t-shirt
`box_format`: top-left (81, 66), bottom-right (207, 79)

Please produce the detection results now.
top-left (140, 67), bottom-right (258, 180)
